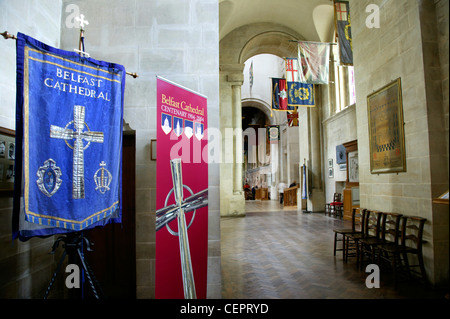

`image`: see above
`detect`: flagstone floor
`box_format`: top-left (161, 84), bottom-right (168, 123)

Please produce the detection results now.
top-left (220, 200), bottom-right (446, 299)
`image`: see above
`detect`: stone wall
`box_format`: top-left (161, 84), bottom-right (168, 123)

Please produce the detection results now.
top-left (322, 104), bottom-right (357, 203)
top-left (0, 0), bottom-right (63, 298)
top-left (349, 0), bottom-right (448, 285)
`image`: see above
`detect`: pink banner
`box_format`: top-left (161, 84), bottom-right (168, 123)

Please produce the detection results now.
top-left (155, 77), bottom-right (208, 299)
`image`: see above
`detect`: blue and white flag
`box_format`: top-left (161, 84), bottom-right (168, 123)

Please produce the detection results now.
top-left (13, 33), bottom-right (126, 240)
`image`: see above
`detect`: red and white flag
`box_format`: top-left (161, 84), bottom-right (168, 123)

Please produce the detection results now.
top-left (298, 42), bottom-right (330, 85)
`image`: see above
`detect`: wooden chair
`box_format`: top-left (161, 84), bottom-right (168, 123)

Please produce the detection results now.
top-left (378, 216), bottom-right (427, 285)
top-left (325, 203), bottom-right (331, 216)
top-left (330, 193), bottom-right (343, 218)
top-left (333, 208), bottom-right (365, 260)
top-left (357, 210), bottom-right (384, 269)
top-left (359, 212), bottom-right (403, 270)
top-left (342, 208), bottom-right (367, 264)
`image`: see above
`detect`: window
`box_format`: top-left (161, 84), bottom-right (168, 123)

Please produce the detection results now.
top-left (332, 38), bottom-right (356, 114)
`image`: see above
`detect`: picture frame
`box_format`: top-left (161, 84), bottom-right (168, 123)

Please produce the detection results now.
top-left (328, 167), bottom-right (334, 178)
top-left (151, 139), bottom-right (157, 161)
top-left (348, 151), bottom-right (359, 183)
top-left (328, 158), bottom-right (333, 168)
top-left (0, 127), bottom-right (15, 193)
top-left (367, 78), bottom-right (406, 174)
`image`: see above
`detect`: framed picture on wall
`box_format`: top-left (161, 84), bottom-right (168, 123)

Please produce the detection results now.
top-left (367, 78), bottom-right (406, 174)
top-left (150, 139), bottom-right (157, 161)
top-left (0, 127), bottom-right (15, 192)
top-left (348, 151), bottom-right (359, 183)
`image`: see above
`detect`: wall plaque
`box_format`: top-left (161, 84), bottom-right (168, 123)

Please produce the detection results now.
top-left (367, 78), bottom-right (406, 174)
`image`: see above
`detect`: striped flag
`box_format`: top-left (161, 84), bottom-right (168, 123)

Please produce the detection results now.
top-left (287, 109), bottom-right (299, 127)
top-left (298, 41), bottom-right (330, 84)
top-left (285, 58), bottom-right (300, 82)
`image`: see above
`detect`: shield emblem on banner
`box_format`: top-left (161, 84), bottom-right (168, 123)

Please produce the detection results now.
top-left (173, 117), bottom-right (183, 137)
top-left (36, 159), bottom-right (62, 197)
top-left (162, 114), bottom-right (172, 135)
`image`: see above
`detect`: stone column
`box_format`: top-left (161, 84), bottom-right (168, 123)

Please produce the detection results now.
top-left (309, 103), bottom-right (322, 190)
top-left (232, 84), bottom-right (243, 193)
top-left (219, 64), bottom-right (245, 216)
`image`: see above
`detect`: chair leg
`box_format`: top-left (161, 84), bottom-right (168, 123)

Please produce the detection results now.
top-left (333, 233), bottom-right (337, 256)
top-left (402, 251), bottom-right (411, 280)
top-left (359, 243), bottom-right (363, 270)
top-left (355, 240), bottom-right (359, 269)
top-left (343, 237), bottom-right (348, 262)
top-left (359, 243), bottom-right (366, 271)
top-left (392, 253), bottom-right (398, 288)
top-left (417, 251), bottom-right (427, 283)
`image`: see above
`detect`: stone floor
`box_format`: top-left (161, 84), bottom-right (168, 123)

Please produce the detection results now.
top-left (220, 200), bottom-right (447, 299)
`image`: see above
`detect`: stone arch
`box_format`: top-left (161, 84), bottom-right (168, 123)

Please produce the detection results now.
top-left (220, 22), bottom-right (304, 65)
top-left (242, 98), bottom-right (275, 126)
top-left (239, 31), bottom-right (300, 64)
top-left (219, 23), bottom-right (305, 216)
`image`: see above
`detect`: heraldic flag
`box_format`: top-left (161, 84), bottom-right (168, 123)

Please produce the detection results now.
top-left (298, 41), bottom-right (330, 85)
top-left (287, 81), bottom-right (315, 107)
top-left (272, 78), bottom-right (292, 111)
top-left (284, 58), bottom-right (315, 107)
top-left (12, 33), bottom-right (126, 240)
top-left (334, 0), bottom-right (353, 65)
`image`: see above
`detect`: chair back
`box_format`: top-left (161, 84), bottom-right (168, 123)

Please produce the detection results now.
top-left (364, 210), bottom-right (382, 238)
top-left (380, 212), bottom-right (403, 244)
top-left (351, 207), bottom-right (366, 232)
top-left (333, 193), bottom-right (342, 203)
top-left (400, 216), bottom-right (427, 250)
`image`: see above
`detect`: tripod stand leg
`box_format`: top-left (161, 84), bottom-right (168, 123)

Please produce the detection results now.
top-left (77, 248), bottom-right (104, 299)
top-left (44, 250), bottom-right (67, 299)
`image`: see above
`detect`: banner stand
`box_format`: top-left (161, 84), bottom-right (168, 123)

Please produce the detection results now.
top-left (3, 16), bottom-right (138, 299)
top-left (43, 231), bottom-right (104, 299)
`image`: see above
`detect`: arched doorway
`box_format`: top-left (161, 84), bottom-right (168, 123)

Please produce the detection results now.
top-left (219, 27), bottom-right (304, 216)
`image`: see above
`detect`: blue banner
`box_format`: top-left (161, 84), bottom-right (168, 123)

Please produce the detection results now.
top-left (13, 33), bottom-right (126, 240)
top-left (287, 81), bottom-right (315, 107)
top-left (334, 1), bottom-right (353, 65)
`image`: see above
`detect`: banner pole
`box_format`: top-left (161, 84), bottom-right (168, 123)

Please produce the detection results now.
top-left (2, 30), bottom-right (139, 78)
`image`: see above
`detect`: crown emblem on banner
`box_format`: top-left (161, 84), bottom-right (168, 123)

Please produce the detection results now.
top-left (94, 161), bottom-right (112, 194)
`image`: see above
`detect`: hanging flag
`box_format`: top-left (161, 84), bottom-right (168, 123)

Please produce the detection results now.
top-left (267, 126), bottom-right (280, 144)
top-left (334, 0), bottom-right (353, 65)
top-left (287, 81), bottom-right (315, 107)
top-left (298, 41), bottom-right (330, 85)
top-left (271, 78), bottom-right (292, 111)
top-left (285, 57), bottom-right (300, 82)
top-left (287, 110), bottom-right (299, 127)
top-left (249, 60), bottom-right (254, 88)
top-left (301, 164), bottom-right (308, 200)
top-left (12, 33), bottom-right (126, 241)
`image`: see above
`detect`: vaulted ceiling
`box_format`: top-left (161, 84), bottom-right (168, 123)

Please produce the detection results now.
top-left (219, 0), bottom-right (336, 42)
